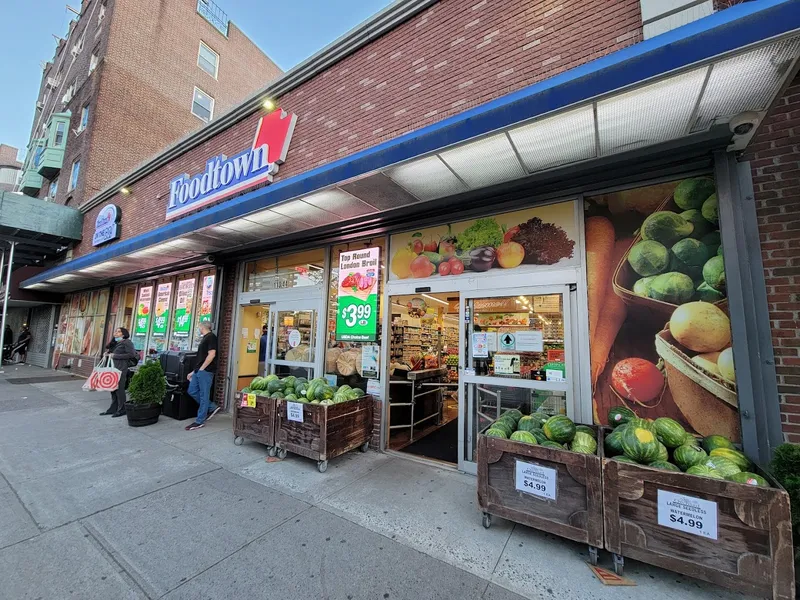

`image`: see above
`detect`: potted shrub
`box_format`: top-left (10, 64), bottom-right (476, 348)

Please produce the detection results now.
top-left (770, 443), bottom-right (800, 588)
top-left (125, 360), bottom-right (166, 427)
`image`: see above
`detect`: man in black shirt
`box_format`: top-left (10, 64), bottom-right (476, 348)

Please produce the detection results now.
top-left (185, 321), bottom-right (220, 430)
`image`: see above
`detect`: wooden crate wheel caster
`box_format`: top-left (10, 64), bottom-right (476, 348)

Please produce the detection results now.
top-left (233, 436), bottom-right (244, 446)
top-left (317, 460), bottom-right (328, 473)
top-left (613, 553), bottom-right (624, 576)
top-left (482, 513), bottom-right (492, 529)
top-left (588, 546), bottom-right (599, 566)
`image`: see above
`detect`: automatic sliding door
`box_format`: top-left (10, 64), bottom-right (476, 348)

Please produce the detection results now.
top-left (268, 302), bottom-right (318, 379)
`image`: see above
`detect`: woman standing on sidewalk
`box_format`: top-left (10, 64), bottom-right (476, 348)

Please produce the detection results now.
top-left (99, 327), bottom-right (138, 418)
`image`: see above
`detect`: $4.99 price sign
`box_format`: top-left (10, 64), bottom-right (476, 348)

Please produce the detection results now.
top-left (515, 460), bottom-right (557, 501)
top-left (336, 247), bottom-right (380, 342)
top-left (657, 490), bottom-right (718, 540)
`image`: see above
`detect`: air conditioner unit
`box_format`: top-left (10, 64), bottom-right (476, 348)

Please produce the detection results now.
top-left (36, 101), bottom-right (44, 110)
top-left (71, 45), bottom-right (80, 57)
top-left (46, 76), bottom-right (59, 88)
top-left (62, 91), bottom-right (73, 104)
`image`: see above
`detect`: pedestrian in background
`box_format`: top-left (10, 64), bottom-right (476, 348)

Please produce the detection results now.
top-left (185, 321), bottom-right (220, 431)
top-left (258, 324), bottom-right (269, 375)
top-left (13, 325), bottom-right (31, 363)
top-left (100, 327), bottom-right (138, 417)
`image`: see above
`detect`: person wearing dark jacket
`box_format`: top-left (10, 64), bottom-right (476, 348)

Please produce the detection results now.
top-left (13, 326), bottom-right (31, 363)
top-left (100, 327), bottom-right (139, 417)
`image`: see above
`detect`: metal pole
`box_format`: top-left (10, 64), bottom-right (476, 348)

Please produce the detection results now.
top-left (0, 242), bottom-right (14, 365)
top-left (0, 248), bottom-right (5, 358)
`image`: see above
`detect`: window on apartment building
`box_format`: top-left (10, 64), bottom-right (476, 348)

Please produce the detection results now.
top-left (54, 121), bottom-right (67, 147)
top-left (49, 178), bottom-right (58, 200)
top-left (69, 159), bottom-right (80, 191)
top-left (73, 33), bottom-right (85, 56)
top-left (89, 49), bottom-right (99, 73)
top-left (98, 2), bottom-right (106, 26)
top-left (191, 87), bottom-right (214, 122)
top-left (79, 104), bottom-right (90, 131)
top-left (197, 42), bottom-right (219, 79)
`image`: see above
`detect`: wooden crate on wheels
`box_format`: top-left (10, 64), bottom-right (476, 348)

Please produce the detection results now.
top-left (232, 392), bottom-right (278, 456)
top-left (477, 425), bottom-right (604, 565)
top-left (274, 396), bottom-right (374, 473)
top-left (602, 449), bottom-right (795, 599)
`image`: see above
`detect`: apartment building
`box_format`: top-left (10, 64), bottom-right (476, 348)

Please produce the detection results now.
top-left (18, 0), bottom-right (281, 208)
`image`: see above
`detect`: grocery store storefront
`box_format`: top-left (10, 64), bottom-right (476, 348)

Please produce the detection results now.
top-left (20, 1), bottom-right (799, 467)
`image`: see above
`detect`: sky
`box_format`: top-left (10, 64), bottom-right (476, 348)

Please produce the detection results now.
top-left (0, 0), bottom-right (392, 160)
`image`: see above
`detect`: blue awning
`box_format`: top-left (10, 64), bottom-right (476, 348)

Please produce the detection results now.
top-left (23, 0), bottom-right (800, 292)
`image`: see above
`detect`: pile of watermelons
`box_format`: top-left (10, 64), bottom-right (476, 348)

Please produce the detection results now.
top-left (241, 375), bottom-right (365, 405)
top-left (605, 406), bottom-right (769, 487)
top-left (483, 410), bottom-right (598, 455)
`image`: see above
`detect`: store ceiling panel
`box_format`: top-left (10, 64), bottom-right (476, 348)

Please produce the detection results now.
top-left (270, 200), bottom-right (341, 227)
top-left (338, 173), bottom-right (419, 211)
top-left (439, 133), bottom-right (527, 189)
top-left (384, 156), bottom-right (467, 201)
top-left (508, 106), bottom-right (596, 172)
top-left (302, 189), bottom-right (379, 219)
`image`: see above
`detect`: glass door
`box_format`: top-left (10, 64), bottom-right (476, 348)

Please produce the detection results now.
top-left (267, 300), bottom-right (319, 380)
top-left (460, 286), bottom-right (573, 473)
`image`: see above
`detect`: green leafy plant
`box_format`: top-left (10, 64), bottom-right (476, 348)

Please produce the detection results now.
top-left (127, 360), bottom-right (166, 406)
top-left (770, 443), bottom-right (800, 578)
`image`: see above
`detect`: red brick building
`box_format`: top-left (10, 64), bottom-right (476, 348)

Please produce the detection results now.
top-left (18, 0), bottom-right (800, 464)
top-left (18, 0), bottom-right (281, 209)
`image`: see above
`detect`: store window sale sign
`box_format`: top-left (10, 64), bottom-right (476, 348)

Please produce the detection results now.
top-left (166, 109), bottom-right (297, 220)
top-left (336, 247), bottom-right (380, 342)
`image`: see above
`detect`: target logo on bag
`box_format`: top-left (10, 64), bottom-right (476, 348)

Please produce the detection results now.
top-left (96, 370), bottom-right (120, 390)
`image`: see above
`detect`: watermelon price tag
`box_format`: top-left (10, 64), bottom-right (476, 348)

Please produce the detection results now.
top-left (246, 393), bottom-right (256, 408)
top-left (515, 460), bottom-right (557, 501)
top-left (287, 401), bottom-right (304, 423)
top-left (657, 490), bottom-right (717, 540)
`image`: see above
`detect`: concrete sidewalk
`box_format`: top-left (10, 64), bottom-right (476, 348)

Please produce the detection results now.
top-left (0, 365), bottom-right (751, 600)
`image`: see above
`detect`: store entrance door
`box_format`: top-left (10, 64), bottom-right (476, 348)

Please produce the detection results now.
top-left (231, 298), bottom-right (322, 395)
top-left (460, 286), bottom-right (574, 474)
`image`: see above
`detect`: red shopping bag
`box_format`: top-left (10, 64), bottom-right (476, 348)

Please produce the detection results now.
top-left (83, 357), bottom-right (121, 392)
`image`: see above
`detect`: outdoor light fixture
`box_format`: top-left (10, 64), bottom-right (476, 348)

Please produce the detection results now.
top-left (120, 187), bottom-right (130, 195)
top-left (262, 99), bottom-right (276, 110)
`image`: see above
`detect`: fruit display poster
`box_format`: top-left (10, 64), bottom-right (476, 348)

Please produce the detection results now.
top-left (199, 275), bottom-right (214, 323)
top-left (134, 286), bottom-right (153, 336)
top-left (173, 278), bottom-right (195, 336)
top-left (152, 283), bottom-right (172, 336)
top-left (389, 201), bottom-right (577, 281)
top-left (585, 177), bottom-right (741, 441)
top-left (336, 247), bottom-right (380, 341)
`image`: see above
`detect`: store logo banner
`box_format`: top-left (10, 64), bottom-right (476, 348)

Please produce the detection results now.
top-left (166, 109), bottom-right (297, 220)
top-left (92, 204), bottom-right (121, 246)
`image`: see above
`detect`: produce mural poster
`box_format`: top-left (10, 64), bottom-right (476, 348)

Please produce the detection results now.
top-left (134, 286), bottom-right (153, 336)
top-left (173, 278), bottom-right (196, 336)
top-left (152, 283), bottom-right (172, 336)
top-left (585, 177), bottom-right (741, 441)
top-left (389, 202), bottom-right (577, 282)
top-left (336, 247), bottom-right (380, 341)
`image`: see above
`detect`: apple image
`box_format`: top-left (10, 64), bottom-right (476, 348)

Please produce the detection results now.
top-left (496, 242), bottom-right (525, 269)
top-left (410, 238), bottom-right (424, 254)
top-left (409, 254), bottom-right (435, 278)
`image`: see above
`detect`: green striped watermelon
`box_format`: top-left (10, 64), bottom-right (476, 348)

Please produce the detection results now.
top-left (702, 435), bottom-right (735, 453)
top-left (621, 426), bottom-right (661, 463)
top-left (484, 428), bottom-right (508, 439)
top-left (648, 460), bottom-right (681, 472)
top-left (604, 425), bottom-right (628, 456)
top-left (543, 415), bottom-right (576, 444)
top-left (673, 444), bottom-right (707, 471)
top-left (654, 418), bottom-right (687, 449)
top-left (607, 406), bottom-right (636, 428)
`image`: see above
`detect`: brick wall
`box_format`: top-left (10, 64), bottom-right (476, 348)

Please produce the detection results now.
top-left (71, 0), bottom-right (643, 257)
top-left (213, 261), bottom-right (237, 407)
top-left (744, 73), bottom-right (800, 443)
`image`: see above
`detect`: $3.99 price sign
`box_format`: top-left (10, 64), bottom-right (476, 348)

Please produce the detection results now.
top-left (657, 490), bottom-right (717, 540)
top-left (336, 247), bottom-right (380, 342)
top-left (515, 460), bottom-right (557, 501)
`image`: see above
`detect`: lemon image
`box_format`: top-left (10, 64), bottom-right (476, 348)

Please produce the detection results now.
top-left (669, 301), bottom-right (731, 353)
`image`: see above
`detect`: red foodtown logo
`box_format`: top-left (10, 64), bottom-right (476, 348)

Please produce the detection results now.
top-left (166, 109), bottom-right (297, 220)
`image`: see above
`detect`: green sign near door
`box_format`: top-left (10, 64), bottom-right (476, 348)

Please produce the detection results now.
top-left (335, 247), bottom-right (380, 341)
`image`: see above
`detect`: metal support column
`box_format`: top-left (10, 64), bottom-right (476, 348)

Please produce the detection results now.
top-left (0, 242), bottom-right (15, 365)
top-left (714, 152), bottom-right (783, 465)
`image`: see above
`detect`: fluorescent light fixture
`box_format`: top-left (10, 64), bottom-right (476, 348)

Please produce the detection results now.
top-left (421, 293), bottom-right (448, 306)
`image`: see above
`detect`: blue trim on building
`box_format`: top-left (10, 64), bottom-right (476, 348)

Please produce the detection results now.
top-left (23, 0), bottom-right (800, 288)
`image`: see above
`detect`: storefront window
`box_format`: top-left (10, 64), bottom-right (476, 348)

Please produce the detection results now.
top-left (243, 249), bottom-right (325, 292)
top-left (117, 285), bottom-right (137, 333)
top-left (146, 279), bottom-right (173, 356)
top-left (192, 269), bottom-right (217, 351)
top-left (58, 288), bottom-right (110, 358)
top-left (169, 275), bottom-right (197, 352)
top-left (325, 238), bottom-right (386, 390)
top-left (132, 284), bottom-right (154, 353)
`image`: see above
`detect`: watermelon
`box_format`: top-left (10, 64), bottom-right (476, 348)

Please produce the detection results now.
top-left (485, 428), bottom-right (508, 439)
top-left (240, 387), bottom-right (251, 393)
top-left (531, 429), bottom-right (549, 444)
top-left (264, 374), bottom-right (279, 383)
top-left (570, 431), bottom-right (597, 455)
top-left (282, 376), bottom-right (297, 388)
top-left (628, 417), bottom-right (656, 432)
top-left (726, 472), bottom-right (769, 487)
top-left (352, 388), bottom-right (365, 398)
top-left (504, 409), bottom-right (523, 423)
top-left (250, 377), bottom-right (267, 391)
top-left (654, 417), bottom-right (687, 449)
top-left (604, 425), bottom-right (628, 456)
top-left (269, 391), bottom-right (285, 399)
top-left (267, 379), bottom-right (285, 394)
top-left (702, 435), bottom-right (735, 453)
top-left (575, 425), bottom-right (595, 437)
top-left (621, 426), bottom-right (661, 464)
top-left (543, 415), bottom-right (576, 444)
top-left (607, 406), bottom-right (636, 428)
top-left (530, 412), bottom-right (550, 429)
top-left (613, 455), bottom-right (638, 464)
top-left (540, 441), bottom-right (564, 450)
top-left (673, 444), bottom-right (707, 471)
top-left (517, 416), bottom-right (539, 433)
top-left (648, 460), bottom-right (681, 472)
top-left (510, 431), bottom-right (538, 445)
top-left (651, 442), bottom-right (669, 463)
top-left (702, 456), bottom-right (741, 478)
top-left (709, 448), bottom-right (752, 472)
top-left (491, 420), bottom-right (515, 436)
top-left (686, 464), bottom-right (725, 479)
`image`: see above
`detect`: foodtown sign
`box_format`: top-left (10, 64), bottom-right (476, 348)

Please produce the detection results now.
top-left (166, 108), bottom-right (297, 220)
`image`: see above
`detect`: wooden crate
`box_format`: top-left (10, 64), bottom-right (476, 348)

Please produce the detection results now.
top-left (477, 425), bottom-right (604, 561)
top-left (602, 440), bottom-right (795, 599)
top-left (275, 396), bottom-right (374, 472)
top-left (233, 392), bottom-right (277, 450)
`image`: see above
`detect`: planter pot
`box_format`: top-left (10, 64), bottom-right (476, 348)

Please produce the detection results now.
top-left (124, 402), bottom-right (161, 427)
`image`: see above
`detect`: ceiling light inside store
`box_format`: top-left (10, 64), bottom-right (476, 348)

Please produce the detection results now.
top-left (421, 294), bottom-right (448, 306)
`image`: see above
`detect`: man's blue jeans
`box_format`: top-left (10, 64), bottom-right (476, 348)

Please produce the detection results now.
top-left (188, 370), bottom-right (217, 424)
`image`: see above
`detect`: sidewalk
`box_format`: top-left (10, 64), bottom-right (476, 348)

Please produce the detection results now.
top-left (0, 365), bottom-right (751, 600)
